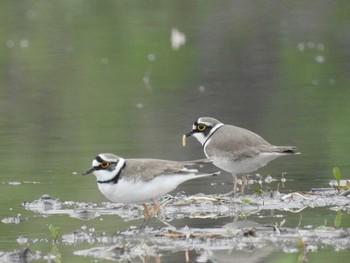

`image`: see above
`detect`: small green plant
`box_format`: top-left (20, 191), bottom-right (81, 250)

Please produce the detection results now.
top-left (334, 210), bottom-right (342, 228)
top-left (333, 167), bottom-right (341, 187)
top-left (332, 167), bottom-right (349, 191)
top-left (48, 224), bottom-right (62, 263)
top-left (254, 188), bottom-right (263, 195)
top-left (49, 224), bottom-right (60, 242)
top-left (297, 237), bottom-right (304, 250)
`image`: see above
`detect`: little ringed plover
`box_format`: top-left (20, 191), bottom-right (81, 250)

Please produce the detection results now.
top-left (83, 153), bottom-right (219, 218)
top-left (183, 117), bottom-right (298, 195)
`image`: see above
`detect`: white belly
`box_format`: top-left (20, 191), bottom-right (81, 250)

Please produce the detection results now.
top-left (97, 174), bottom-right (197, 204)
top-left (212, 153), bottom-right (283, 174)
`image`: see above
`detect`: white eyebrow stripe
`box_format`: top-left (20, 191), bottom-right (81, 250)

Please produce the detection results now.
top-left (201, 122), bottom-right (212, 126)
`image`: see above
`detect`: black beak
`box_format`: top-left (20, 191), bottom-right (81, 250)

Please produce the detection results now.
top-left (82, 167), bottom-right (95, 175)
top-left (185, 130), bottom-right (195, 137)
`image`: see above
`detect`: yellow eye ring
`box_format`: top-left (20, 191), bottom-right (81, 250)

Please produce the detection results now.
top-left (197, 124), bottom-right (206, 131)
top-left (100, 161), bottom-right (110, 169)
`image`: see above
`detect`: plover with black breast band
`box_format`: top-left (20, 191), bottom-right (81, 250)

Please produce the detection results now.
top-left (83, 153), bottom-right (219, 219)
top-left (183, 117), bottom-right (299, 195)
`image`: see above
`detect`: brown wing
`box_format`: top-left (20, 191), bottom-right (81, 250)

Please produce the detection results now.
top-left (122, 159), bottom-right (195, 182)
top-left (205, 125), bottom-right (275, 161)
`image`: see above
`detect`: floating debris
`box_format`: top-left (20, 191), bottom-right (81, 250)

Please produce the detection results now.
top-left (22, 189), bottom-right (350, 222)
top-left (171, 28), bottom-right (186, 50)
top-left (2, 181), bottom-right (50, 186)
top-left (0, 248), bottom-right (40, 262)
top-left (315, 55), bottom-right (325, 63)
top-left (23, 195), bottom-right (143, 221)
top-left (19, 39), bottom-right (30, 49)
top-left (22, 194), bottom-right (62, 214)
top-left (16, 236), bottom-right (29, 245)
top-left (329, 179), bottom-right (350, 187)
top-left (1, 188), bottom-right (347, 262)
top-left (69, 223), bottom-right (350, 261)
top-left (3, 222), bottom-right (349, 262)
top-left (1, 214), bottom-right (21, 224)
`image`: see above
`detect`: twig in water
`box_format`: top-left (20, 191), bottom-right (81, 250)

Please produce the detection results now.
top-left (284, 207), bottom-right (308, 213)
top-left (282, 192), bottom-right (310, 200)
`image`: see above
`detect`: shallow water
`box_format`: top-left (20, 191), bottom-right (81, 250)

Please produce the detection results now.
top-left (1, 1), bottom-right (350, 262)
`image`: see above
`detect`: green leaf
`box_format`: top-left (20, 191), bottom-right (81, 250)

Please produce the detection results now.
top-left (254, 188), bottom-right (263, 195)
top-left (334, 210), bottom-right (342, 228)
top-left (297, 237), bottom-right (304, 249)
top-left (49, 224), bottom-right (60, 242)
top-left (333, 167), bottom-right (341, 186)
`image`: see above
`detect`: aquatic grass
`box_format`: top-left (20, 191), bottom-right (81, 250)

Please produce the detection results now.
top-left (333, 167), bottom-right (341, 187)
top-left (48, 224), bottom-right (62, 263)
top-left (254, 188), bottom-right (263, 195)
top-left (49, 224), bottom-right (60, 243)
top-left (332, 167), bottom-right (349, 193)
top-left (334, 210), bottom-right (342, 228)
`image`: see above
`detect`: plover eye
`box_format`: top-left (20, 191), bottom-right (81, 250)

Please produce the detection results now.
top-left (197, 124), bottom-right (206, 131)
top-left (100, 161), bottom-right (110, 169)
